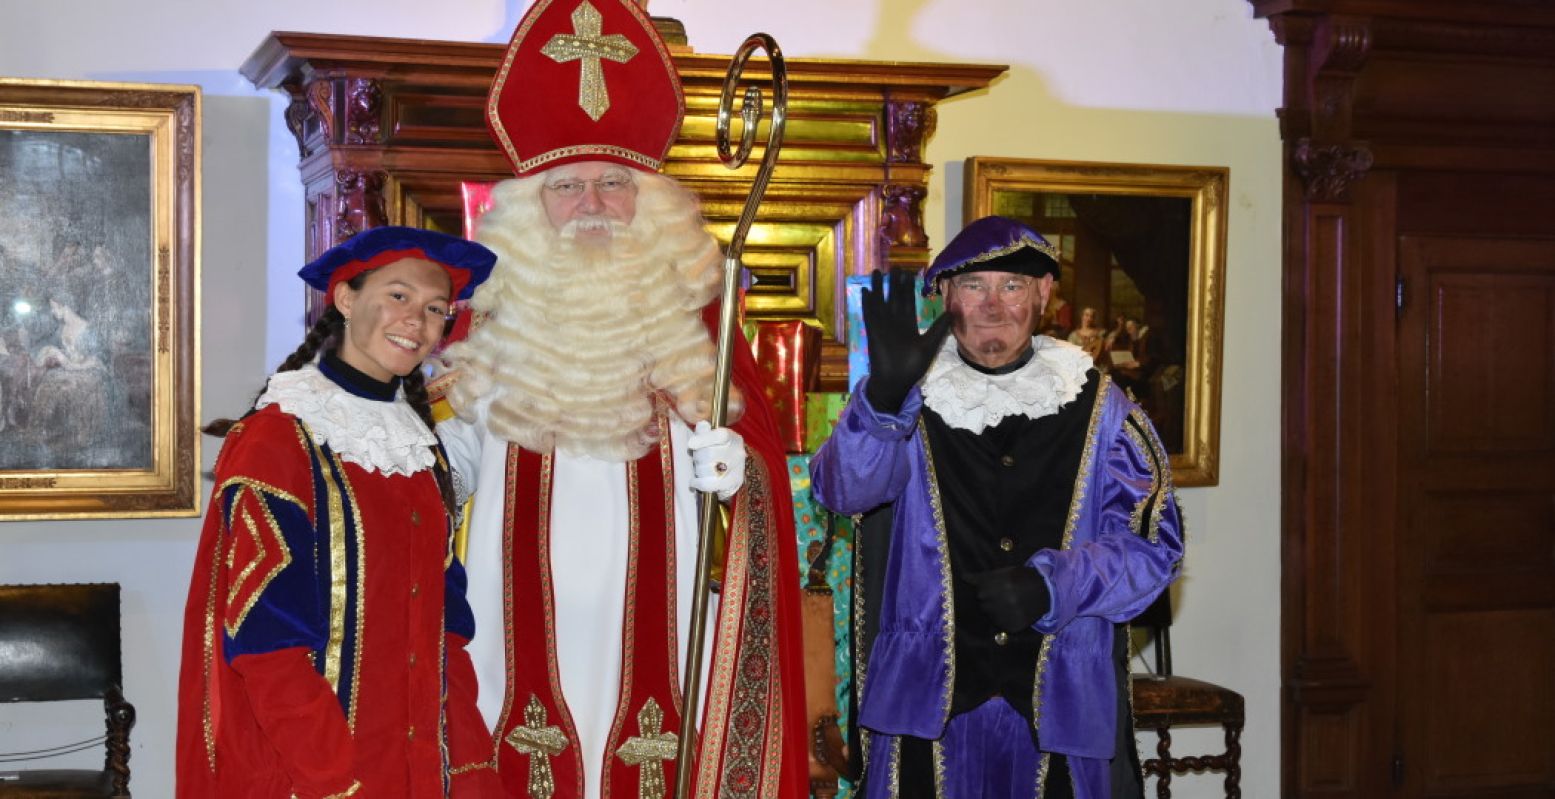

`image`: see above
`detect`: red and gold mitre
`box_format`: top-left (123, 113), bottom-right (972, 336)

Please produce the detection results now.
top-left (486, 0), bottom-right (684, 176)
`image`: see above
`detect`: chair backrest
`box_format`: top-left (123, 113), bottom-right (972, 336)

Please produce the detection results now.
top-left (1130, 588), bottom-right (1174, 676)
top-left (0, 582), bottom-right (122, 702)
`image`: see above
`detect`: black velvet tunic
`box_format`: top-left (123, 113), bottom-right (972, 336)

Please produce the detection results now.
top-left (895, 368), bottom-right (1100, 799)
top-left (924, 368), bottom-right (1100, 722)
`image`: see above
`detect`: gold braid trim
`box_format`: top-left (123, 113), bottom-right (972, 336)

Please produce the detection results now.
top-left (1033, 374), bottom-right (1111, 736)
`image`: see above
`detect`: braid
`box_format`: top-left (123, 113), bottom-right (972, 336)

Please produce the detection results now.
top-left (402, 367), bottom-right (438, 432)
top-left (277, 307), bottom-right (345, 374)
top-left (202, 308), bottom-right (345, 438)
top-left (404, 368), bottom-right (459, 520)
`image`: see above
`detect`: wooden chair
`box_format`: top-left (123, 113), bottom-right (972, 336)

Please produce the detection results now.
top-left (0, 583), bottom-right (134, 798)
top-left (1130, 591), bottom-right (1243, 799)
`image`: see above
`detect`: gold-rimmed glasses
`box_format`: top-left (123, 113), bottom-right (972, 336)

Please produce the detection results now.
top-left (947, 274), bottom-right (1037, 306)
top-left (542, 174), bottom-right (636, 197)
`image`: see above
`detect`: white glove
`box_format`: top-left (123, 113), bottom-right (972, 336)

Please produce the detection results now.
top-left (688, 421), bottom-right (746, 501)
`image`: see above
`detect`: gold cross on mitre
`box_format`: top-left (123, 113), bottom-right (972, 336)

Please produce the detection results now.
top-left (614, 697), bottom-right (680, 799)
top-left (506, 695), bottom-right (570, 799)
top-left (540, 0), bottom-right (640, 121)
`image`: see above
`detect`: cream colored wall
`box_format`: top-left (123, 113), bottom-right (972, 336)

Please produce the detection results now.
top-left (0, 3), bottom-right (1282, 797)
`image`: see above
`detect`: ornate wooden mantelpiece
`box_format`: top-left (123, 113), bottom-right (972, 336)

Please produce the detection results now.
top-left (241, 32), bottom-right (1005, 388)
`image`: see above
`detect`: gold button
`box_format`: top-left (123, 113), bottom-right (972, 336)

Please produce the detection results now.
top-left (999, 537), bottom-right (1014, 552)
top-left (411, 510), bottom-right (421, 526)
top-left (994, 632), bottom-right (1009, 646)
top-left (409, 652), bottom-right (417, 667)
top-left (1000, 455), bottom-right (1015, 467)
top-left (410, 583), bottom-right (420, 597)
top-left (408, 725), bottom-right (415, 740)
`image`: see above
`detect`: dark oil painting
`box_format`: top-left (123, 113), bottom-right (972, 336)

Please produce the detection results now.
top-left (0, 130), bottom-right (154, 470)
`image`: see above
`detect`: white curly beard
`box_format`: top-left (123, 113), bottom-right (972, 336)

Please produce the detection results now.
top-left (444, 170), bottom-right (723, 462)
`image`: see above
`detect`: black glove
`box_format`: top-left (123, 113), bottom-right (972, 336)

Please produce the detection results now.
top-left (968, 565), bottom-right (1051, 633)
top-left (861, 269), bottom-right (954, 414)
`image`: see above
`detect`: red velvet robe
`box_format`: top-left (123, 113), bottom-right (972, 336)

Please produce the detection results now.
top-left (441, 307), bottom-right (809, 798)
top-left (175, 403), bottom-right (500, 798)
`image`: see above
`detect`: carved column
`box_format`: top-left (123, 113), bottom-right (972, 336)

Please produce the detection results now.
top-left (880, 98), bottom-right (935, 249)
top-left (1262, 7), bottom-right (1383, 797)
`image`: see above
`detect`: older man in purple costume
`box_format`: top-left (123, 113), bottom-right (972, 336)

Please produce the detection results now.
top-left (811, 216), bottom-right (1183, 799)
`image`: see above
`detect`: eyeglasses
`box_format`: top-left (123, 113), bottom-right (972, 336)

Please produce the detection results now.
top-left (948, 276), bottom-right (1036, 305)
top-left (543, 175), bottom-right (636, 197)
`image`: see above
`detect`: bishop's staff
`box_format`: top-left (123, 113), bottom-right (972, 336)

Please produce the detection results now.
top-left (674, 32), bottom-right (788, 799)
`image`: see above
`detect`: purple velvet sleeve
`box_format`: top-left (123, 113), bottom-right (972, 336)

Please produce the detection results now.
top-left (809, 378), bottom-right (920, 515)
top-left (1030, 398), bottom-right (1184, 634)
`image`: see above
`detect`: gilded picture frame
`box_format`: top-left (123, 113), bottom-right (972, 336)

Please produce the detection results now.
top-left (0, 79), bottom-right (201, 519)
top-left (965, 157), bottom-right (1227, 486)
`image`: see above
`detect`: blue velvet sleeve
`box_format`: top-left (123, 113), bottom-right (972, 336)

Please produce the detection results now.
top-left (809, 378), bottom-right (920, 515)
top-left (218, 474), bottom-right (328, 661)
top-left (1030, 395), bottom-right (1185, 632)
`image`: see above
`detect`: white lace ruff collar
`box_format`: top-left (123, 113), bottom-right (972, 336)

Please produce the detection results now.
top-left (919, 335), bottom-right (1092, 434)
top-left (256, 364), bottom-right (437, 477)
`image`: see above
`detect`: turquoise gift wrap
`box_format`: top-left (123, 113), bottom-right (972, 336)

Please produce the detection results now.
top-left (843, 274), bottom-right (944, 392)
top-left (786, 454), bottom-right (857, 798)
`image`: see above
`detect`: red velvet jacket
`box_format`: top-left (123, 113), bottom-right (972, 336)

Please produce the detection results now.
top-left (176, 402), bottom-right (500, 798)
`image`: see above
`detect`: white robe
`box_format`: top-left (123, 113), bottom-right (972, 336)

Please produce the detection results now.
top-left (439, 410), bottom-right (718, 799)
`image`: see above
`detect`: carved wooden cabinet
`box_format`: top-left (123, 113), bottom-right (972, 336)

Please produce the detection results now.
top-left (241, 31), bottom-right (1005, 390)
top-left (1251, 2), bottom-right (1555, 797)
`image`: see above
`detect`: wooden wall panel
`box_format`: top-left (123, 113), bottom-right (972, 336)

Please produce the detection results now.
top-left (1252, 2), bottom-right (1555, 795)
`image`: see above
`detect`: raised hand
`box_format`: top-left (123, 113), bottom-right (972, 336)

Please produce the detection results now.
top-left (861, 268), bottom-right (954, 413)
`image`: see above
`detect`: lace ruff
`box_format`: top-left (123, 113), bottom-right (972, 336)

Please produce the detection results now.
top-left (256, 365), bottom-right (437, 476)
top-left (919, 335), bottom-right (1092, 434)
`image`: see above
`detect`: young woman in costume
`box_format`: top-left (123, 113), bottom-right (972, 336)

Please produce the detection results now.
top-left (176, 227), bottom-right (501, 798)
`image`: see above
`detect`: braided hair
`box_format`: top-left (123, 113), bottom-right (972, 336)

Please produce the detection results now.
top-left (402, 367), bottom-right (460, 520)
top-left (202, 305), bottom-right (346, 438)
top-left (203, 270), bottom-right (459, 519)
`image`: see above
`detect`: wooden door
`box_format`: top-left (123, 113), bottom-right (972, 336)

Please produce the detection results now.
top-left (1396, 235), bottom-right (1555, 797)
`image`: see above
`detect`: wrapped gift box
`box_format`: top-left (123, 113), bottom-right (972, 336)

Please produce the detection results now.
top-left (804, 392), bottom-right (849, 453)
top-left (460, 181), bottom-right (497, 238)
top-left (787, 454), bottom-right (854, 743)
top-left (751, 321), bottom-right (820, 453)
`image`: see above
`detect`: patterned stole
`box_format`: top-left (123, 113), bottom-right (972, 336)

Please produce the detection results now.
top-left (494, 428), bottom-right (684, 799)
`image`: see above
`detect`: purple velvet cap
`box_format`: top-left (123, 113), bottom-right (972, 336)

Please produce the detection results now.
top-left (922, 216), bottom-right (1061, 296)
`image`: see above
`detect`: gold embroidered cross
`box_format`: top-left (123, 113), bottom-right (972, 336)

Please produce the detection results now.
top-left (540, 0), bottom-right (640, 121)
top-left (506, 695), bottom-right (570, 799)
top-left (613, 698), bottom-right (679, 799)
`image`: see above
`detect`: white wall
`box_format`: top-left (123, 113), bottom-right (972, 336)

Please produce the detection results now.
top-left (0, 2), bottom-right (1283, 797)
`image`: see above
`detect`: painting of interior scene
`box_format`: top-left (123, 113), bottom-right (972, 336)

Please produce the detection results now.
top-left (992, 189), bottom-right (1192, 453)
top-left (0, 129), bottom-right (153, 470)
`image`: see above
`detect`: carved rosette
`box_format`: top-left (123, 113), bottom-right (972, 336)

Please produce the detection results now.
top-left (333, 169), bottom-right (389, 244)
top-left (879, 184), bottom-right (928, 248)
top-left (885, 100), bottom-right (936, 164)
top-left (1292, 138), bottom-right (1374, 202)
top-left (344, 78), bottom-right (383, 145)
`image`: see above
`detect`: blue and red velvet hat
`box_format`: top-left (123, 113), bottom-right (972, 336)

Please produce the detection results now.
top-left (922, 216), bottom-right (1062, 296)
top-left (298, 226), bottom-right (497, 306)
top-left (485, 0), bottom-right (684, 176)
